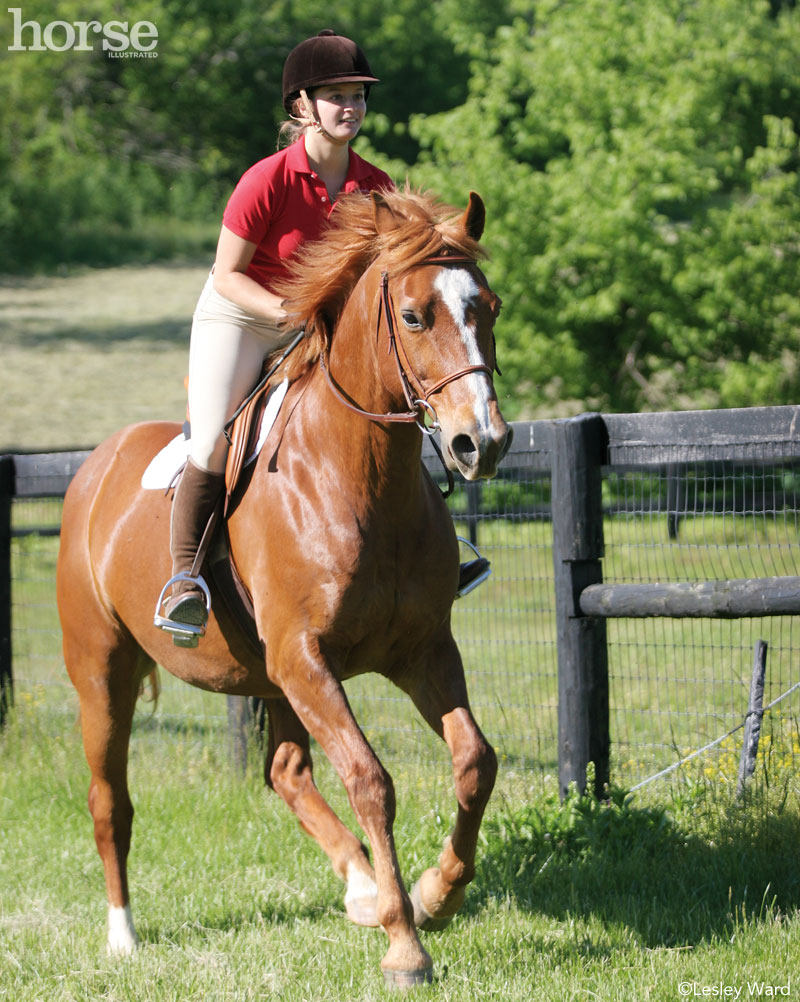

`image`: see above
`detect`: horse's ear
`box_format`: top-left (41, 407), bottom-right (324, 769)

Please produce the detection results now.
top-left (372, 191), bottom-right (401, 233)
top-left (462, 191), bottom-right (485, 242)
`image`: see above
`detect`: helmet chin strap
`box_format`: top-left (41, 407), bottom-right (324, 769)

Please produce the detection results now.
top-left (296, 88), bottom-right (350, 147)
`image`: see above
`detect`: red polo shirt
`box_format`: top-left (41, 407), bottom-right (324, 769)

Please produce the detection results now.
top-left (222, 137), bottom-right (394, 291)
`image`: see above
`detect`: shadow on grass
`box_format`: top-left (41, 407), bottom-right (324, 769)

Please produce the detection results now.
top-left (137, 899), bottom-right (342, 946)
top-left (470, 786), bottom-right (800, 947)
top-left (4, 317), bottom-right (192, 348)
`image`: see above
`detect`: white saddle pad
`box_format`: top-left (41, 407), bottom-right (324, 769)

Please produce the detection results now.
top-left (141, 377), bottom-right (289, 490)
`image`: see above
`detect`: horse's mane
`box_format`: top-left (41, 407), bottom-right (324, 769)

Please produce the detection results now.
top-left (271, 186), bottom-right (486, 381)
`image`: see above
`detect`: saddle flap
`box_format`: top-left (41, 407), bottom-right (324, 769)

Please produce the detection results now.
top-left (224, 380), bottom-right (271, 499)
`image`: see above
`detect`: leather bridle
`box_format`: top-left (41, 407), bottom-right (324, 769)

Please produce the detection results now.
top-left (320, 255), bottom-right (495, 437)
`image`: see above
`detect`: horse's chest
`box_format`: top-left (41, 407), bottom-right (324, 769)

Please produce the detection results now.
top-left (329, 564), bottom-right (450, 676)
top-left (251, 482), bottom-right (456, 671)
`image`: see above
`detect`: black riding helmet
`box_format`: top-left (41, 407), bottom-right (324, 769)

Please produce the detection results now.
top-left (282, 29), bottom-right (379, 114)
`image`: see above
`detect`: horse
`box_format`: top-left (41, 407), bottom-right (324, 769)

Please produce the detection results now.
top-left (56, 188), bottom-right (512, 987)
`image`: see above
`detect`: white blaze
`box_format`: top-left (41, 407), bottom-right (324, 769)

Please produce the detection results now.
top-left (434, 268), bottom-right (492, 427)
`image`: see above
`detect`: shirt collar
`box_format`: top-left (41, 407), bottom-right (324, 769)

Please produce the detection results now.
top-left (286, 136), bottom-right (373, 184)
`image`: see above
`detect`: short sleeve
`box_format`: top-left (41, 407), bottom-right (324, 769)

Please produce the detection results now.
top-left (222, 162), bottom-right (275, 245)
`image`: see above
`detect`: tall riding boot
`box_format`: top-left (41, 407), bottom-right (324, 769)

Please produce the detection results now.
top-left (155, 458), bottom-right (225, 646)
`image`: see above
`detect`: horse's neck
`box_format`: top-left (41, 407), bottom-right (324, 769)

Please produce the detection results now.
top-left (312, 286), bottom-right (425, 510)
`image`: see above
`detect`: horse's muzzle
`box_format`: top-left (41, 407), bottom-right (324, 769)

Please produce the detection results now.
top-left (444, 417), bottom-right (513, 481)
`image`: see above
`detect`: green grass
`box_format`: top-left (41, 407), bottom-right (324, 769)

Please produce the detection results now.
top-left (1, 704), bottom-right (798, 1000)
top-left (3, 263), bottom-right (800, 994)
top-left (0, 262), bottom-right (210, 451)
top-left (10, 508), bottom-right (800, 787)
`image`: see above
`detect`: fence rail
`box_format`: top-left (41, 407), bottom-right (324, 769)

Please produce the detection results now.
top-left (548, 407), bottom-right (800, 796)
top-left (3, 406), bottom-right (800, 793)
top-left (579, 577), bottom-right (800, 618)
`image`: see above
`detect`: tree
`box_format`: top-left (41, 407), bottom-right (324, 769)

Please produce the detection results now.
top-left (0, 0), bottom-right (477, 269)
top-left (407, 0), bottom-right (800, 416)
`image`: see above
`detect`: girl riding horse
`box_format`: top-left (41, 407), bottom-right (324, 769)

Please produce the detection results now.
top-left (156, 29), bottom-right (490, 645)
top-left (156, 30), bottom-right (393, 640)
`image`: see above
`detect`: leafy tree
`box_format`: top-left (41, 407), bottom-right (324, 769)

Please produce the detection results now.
top-left (0, 0), bottom-right (478, 269)
top-left (2, 0), bottom-right (798, 418)
top-left (407, 0), bottom-right (800, 415)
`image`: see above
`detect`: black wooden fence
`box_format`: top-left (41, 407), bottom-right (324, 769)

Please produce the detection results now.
top-left (3, 405), bottom-right (800, 793)
top-left (0, 450), bottom-right (91, 725)
top-left (546, 408), bottom-right (800, 797)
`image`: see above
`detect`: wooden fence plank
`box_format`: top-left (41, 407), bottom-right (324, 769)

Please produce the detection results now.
top-left (579, 577), bottom-right (800, 618)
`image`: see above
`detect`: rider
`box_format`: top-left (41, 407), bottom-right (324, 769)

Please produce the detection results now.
top-left (156, 30), bottom-right (488, 646)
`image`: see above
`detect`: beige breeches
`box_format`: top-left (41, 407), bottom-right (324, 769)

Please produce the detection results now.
top-left (188, 272), bottom-right (291, 472)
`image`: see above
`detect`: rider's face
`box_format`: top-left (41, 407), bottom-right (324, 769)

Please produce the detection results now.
top-left (311, 83), bottom-right (367, 141)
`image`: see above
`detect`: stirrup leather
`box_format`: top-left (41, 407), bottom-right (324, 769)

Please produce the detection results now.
top-left (456, 537), bottom-right (491, 599)
top-left (153, 572), bottom-right (212, 643)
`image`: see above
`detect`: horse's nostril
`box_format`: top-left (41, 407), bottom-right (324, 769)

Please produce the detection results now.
top-left (451, 434), bottom-right (476, 461)
top-left (499, 425), bottom-right (514, 462)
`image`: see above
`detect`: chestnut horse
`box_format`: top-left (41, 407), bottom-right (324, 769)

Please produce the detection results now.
top-left (57, 189), bottom-right (511, 986)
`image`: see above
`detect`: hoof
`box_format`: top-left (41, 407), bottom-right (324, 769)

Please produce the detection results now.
top-left (410, 880), bottom-right (454, 931)
top-left (381, 940), bottom-right (433, 989)
top-left (382, 965), bottom-right (434, 989)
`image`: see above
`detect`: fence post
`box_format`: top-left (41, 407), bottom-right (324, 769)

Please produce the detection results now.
top-left (736, 640), bottom-right (768, 797)
top-left (464, 482), bottom-right (482, 546)
top-left (0, 456), bottom-right (13, 726)
top-left (666, 462), bottom-right (687, 540)
top-left (551, 415), bottom-right (609, 799)
top-left (226, 695), bottom-right (253, 775)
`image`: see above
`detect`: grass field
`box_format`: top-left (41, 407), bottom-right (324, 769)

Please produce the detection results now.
top-left (2, 264), bottom-right (800, 997)
top-left (1, 699), bottom-right (799, 1001)
top-left (10, 502), bottom-right (800, 786)
top-left (0, 262), bottom-right (210, 451)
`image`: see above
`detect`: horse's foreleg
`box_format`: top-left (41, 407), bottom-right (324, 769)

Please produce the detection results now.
top-left (401, 647), bottom-right (498, 931)
top-left (275, 664), bottom-right (432, 986)
top-left (265, 699), bottom-right (379, 926)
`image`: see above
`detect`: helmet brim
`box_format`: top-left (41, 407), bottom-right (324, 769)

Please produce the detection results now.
top-left (284, 76), bottom-right (379, 114)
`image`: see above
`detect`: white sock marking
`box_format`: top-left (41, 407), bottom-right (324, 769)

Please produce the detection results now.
top-left (107, 903), bottom-right (138, 957)
top-left (344, 862), bottom-right (378, 906)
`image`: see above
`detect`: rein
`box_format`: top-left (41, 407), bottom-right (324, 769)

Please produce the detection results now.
top-left (319, 255), bottom-right (495, 495)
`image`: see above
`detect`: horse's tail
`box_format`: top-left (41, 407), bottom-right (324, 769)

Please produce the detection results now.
top-left (138, 666), bottom-right (161, 711)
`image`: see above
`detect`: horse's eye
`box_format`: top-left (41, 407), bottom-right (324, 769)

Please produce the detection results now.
top-left (401, 311), bottom-right (423, 330)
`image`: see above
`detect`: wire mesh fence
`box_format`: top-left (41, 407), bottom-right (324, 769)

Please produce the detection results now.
top-left (8, 446), bottom-right (560, 783)
top-left (600, 444), bottom-right (800, 787)
top-left (6, 412), bottom-right (800, 789)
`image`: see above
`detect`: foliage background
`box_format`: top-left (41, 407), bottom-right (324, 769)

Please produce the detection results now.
top-left (2, 0), bottom-right (799, 417)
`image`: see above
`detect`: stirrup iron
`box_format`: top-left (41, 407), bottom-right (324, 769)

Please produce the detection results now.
top-left (456, 537), bottom-right (491, 599)
top-left (153, 572), bottom-right (212, 646)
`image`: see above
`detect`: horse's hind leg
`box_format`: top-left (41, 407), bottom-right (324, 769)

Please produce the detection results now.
top-left (65, 629), bottom-right (150, 955)
top-left (399, 639), bottom-right (498, 930)
top-left (265, 698), bottom-right (379, 926)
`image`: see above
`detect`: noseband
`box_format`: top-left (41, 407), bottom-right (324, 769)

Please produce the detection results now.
top-left (320, 255), bottom-right (494, 436)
